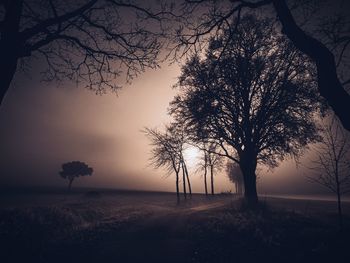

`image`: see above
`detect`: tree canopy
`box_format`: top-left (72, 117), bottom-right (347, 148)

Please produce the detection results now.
top-left (0, 0), bottom-right (165, 105)
top-left (167, 0), bottom-right (350, 131)
top-left (171, 15), bottom-right (322, 206)
top-left (59, 161), bottom-right (93, 190)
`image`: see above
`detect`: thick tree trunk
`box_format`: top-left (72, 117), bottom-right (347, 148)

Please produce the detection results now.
top-left (239, 152), bottom-right (259, 207)
top-left (0, 0), bottom-right (23, 107)
top-left (0, 65), bottom-right (16, 106)
top-left (242, 171), bottom-right (258, 206)
top-left (273, 0), bottom-right (350, 132)
top-left (184, 162), bottom-right (192, 196)
top-left (204, 167), bottom-right (208, 195)
top-left (210, 165), bottom-right (214, 195)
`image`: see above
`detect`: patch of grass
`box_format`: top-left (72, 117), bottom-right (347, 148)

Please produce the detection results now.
top-left (185, 204), bottom-right (350, 263)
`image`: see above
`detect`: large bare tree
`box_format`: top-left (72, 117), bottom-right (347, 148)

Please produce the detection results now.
top-left (172, 0), bottom-right (350, 131)
top-left (171, 16), bottom-right (322, 207)
top-left (0, 0), bottom-right (166, 105)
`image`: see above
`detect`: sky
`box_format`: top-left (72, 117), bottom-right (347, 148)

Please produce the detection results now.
top-left (1, 0), bottom-right (348, 195)
top-left (0, 56), bottom-right (327, 195)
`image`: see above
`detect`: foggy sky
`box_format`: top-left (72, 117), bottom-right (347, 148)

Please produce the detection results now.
top-left (2, 0), bottom-right (347, 195)
top-left (0, 56), bottom-right (328, 195)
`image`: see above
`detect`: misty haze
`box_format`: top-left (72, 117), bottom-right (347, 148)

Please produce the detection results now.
top-left (1, 1), bottom-right (350, 263)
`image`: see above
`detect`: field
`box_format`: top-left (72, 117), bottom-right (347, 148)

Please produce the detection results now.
top-left (1, 189), bottom-right (350, 263)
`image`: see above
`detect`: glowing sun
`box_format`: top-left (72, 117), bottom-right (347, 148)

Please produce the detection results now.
top-left (183, 146), bottom-right (201, 168)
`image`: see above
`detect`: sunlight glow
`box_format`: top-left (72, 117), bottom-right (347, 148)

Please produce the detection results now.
top-left (183, 146), bottom-right (201, 168)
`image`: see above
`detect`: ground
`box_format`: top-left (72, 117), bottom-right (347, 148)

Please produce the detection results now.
top-left (0, 190), bottom-right (349, 263)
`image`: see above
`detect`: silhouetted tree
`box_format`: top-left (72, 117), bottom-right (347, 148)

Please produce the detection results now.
top-left (195, 141), bottom-right (223, 195)
top-left (144, 126), bottom-right (181, 202)
top-left (308, 117), bottom-right (350, 228)
top-left (197, 145), bottom-right (209, 195)
top-left (168, 123), bottom-right (193, 198)
top-left (0, 0), bottom-right (165, 106)
top-left (173, 0), bottom-right (350, 131)
top-left (171, 16), bottom-right (322, 207)
top-left (226, 162), bottom-right (243, 195)
top-left (144, 123), bottom-right (192, 201)
top-left (59, 161), bottom-right (93, 190)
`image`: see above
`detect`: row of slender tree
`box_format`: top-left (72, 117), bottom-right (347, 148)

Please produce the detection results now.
top-left (144, 124), bottom-right (191, 203)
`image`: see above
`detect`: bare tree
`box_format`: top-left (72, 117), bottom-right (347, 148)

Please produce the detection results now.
top-left (196, 144), bottom-right (209, 195)
top-left (144, 123), bottom-right (192, 201)
top-left (144, 126), bottom-right (181, 202)
top-left (195, 141), bottom-right (222, 195)
top-left (0, 0), bottom-right (166, 106)
top-left (171, 16), bottom-right (322, 207)
top-left (226, 161), bottom-right (244, 195)
top-left (172, 0), bottom-right (350, 131)
top-left (308, 118), bottom-right (350, 228)
top-left (170, 123), bottom-right (193, 198)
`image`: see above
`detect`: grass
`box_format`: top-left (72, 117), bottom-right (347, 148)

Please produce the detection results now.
top-left (0, 192), bottom-right (349, 263)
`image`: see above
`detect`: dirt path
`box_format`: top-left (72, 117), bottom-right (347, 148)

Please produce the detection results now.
top-left (92, 199), bottom-right (230, 263)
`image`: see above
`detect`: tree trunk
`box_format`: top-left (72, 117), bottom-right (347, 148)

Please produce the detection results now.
top-left (210, 165), bottom-right (214, 195)
top-left (68, 178), bottom-right (74, 191)
top-left (176, 172), bottom-right (180, 204)
top-left (0, 0), bottom-right (23, 107)
top-left (242, 172), bottom-right (258, 206)
top-left (184, 162), bottom-right (192, 196)
top-left (273, 0), bottom-right (350, 132)
top-left (336, 190), bottom-right (343, 229)
top-left (204, 167), bottom-right (208, 195)
top-left (335, 171), bottom-right (343, 229)
top-left (239, 153), bottom-right (258, 207)
top-left (182, 163), bottom-right (187, 199)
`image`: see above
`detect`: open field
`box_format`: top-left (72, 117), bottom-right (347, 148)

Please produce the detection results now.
top-left (1, 190), bottom-right (350, 263)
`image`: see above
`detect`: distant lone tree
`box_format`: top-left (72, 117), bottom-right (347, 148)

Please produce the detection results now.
top-left (171, 16), bottom-right (322, 207)
top-left (226, 162), bottom-right (243, 195)
top-left (59, 161), bottom-right (93, 190)
top-left (308, 117), bottom-right (350, 228)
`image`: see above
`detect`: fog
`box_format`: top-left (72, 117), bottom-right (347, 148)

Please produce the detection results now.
top-left (0, 58), bottom-right (327, 195)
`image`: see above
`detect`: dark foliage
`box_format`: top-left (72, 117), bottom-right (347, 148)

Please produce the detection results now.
top-left (59, 161), bottom-right (93, 190)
